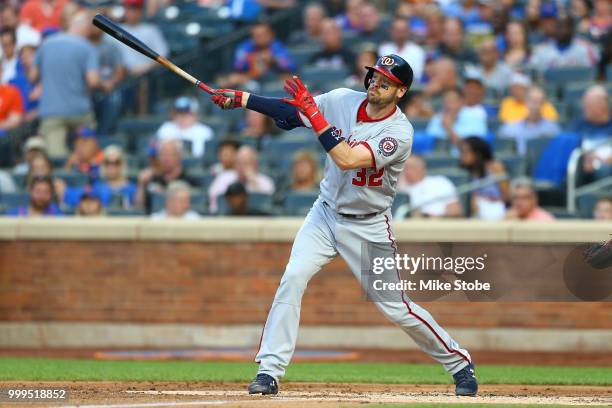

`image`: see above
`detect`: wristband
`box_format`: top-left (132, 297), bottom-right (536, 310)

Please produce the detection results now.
top-left (318, 127), bottom-right (342, 152)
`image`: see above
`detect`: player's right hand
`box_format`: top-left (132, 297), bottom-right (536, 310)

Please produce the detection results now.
top-left (211, 89), bottom-right (243, 110)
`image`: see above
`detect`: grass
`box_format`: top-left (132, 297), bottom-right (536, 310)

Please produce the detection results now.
top-left (0, 358), bottom-right (610, 385)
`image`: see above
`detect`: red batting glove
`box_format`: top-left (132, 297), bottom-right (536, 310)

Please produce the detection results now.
top-left (211, 89), bottom-right (243, 110)
top-left (282, 76), bottom-right (329, 133)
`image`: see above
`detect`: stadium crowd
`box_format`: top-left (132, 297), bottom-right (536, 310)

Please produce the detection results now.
top-left (0, 0), bottom-right (609, 219)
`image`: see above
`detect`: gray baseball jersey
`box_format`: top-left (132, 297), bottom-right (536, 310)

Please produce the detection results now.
top-left (299, 88), bottom-right (414, 214)
top-left (254, 88), bottom-right (471, 383)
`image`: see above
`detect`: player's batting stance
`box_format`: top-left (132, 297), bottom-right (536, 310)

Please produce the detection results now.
top-left (210, 54), bottom-right (478, 397)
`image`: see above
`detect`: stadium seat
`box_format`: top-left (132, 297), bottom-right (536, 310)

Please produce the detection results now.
top-left (181, 156), bottom-right (203, 171)
top-left (410, 118), bottom-right (429, 132)
top-left (288, 46), bottom-right (321, 66)
top-left (391, 192), bottom-right (410, 218)
top-left (98, 136), bottom-right (128, 150)
top-left (106, 208), bottom-right (146, 217)
top-left (493, 137), bottom-right (516, 154)
top-left (299, 66), bottom-right (350, 88)
top-left (576, 192), bottom-right (607, 219)
top-left (54, 170), bottom-right (89, 187)
top-left (543, 66), bottom-right (596, 85)
top-left (217, 192), bottom-right (274, 215)
top-left (429, 168), bottom-right (470, 187)
top-left (411, 131), bottom-right (435, 155)
top-left (498, 155), bottom-right (527, 178)
top-left (425, 155), bottom-right (457, 170)
top-left (526, 136), bottom-right (554, 174)
top-left (532, 132), bottom-right (579, 186)
top-left (283, 191), bottom-right (318, 216)
top-left (0, 191), bottom-right (29, 210)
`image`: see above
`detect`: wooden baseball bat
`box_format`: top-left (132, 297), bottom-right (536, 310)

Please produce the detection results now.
top-left (92, 13), bottom-right (215, 94)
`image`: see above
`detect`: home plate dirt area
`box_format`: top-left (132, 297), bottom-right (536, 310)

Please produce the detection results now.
top-left (4, 382), bottom-right (611, 408)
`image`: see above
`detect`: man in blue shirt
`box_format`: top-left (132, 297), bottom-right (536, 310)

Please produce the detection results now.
top-left (33, 10), bottom-right (100, 157)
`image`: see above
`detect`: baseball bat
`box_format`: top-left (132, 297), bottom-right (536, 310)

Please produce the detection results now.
top-left (92, 13), bottom-right (215, 94)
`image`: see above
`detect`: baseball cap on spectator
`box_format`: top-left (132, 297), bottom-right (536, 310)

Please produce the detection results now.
top-left (174, 96), bottom-right (199, 113)
top-left (76, 126), bottom-right (98, 139)
top-left (124, 0), bottom-right (144, 7)
top-left (79, 188), bottom-right (102, 201)
top-left (510, 72), bottom-right (531, 87)
top-left (16, 30), bottom-right (41, 52)
top-left (23, 136), bottom-right (46, 154)
top-left (225, 181), bottom-right (247, 197)
top-left (539, 2), bottom-right (558, 18)
top-left (464, 67), bottom-right (484, 86)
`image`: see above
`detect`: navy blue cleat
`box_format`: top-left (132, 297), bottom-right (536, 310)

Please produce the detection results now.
top-left (453, 363), bottom-right (478, 396)
top-left (248, 373), bottom-right (279, 395)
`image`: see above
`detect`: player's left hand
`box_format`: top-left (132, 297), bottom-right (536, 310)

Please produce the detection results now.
top-left (282, 76), bottom-right (329, 133)
top-left (211, 89), bottom-right (243, 110)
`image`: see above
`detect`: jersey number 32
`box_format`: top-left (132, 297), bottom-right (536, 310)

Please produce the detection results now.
top-left (352, 168), bottom-right (384, 187)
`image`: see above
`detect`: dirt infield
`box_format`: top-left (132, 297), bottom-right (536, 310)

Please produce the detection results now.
top-left (3, 381), bottom-right (611, 408)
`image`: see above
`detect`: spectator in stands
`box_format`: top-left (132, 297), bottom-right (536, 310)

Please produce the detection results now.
top-left (424, 7), bottom-right (445, 49)
top-left (0, 4), bottom-right (41, 53)
top-left (33, 9), bottom-right (100, 157)
top-left (570, 85), bottom-right (612, 181)
top-left (90, 20), bottom-right (126, 136)
top-left (1, 28), bottom-right (18, 83)
top-left (345, 47), bottom-right (377, 88)
top-left (25, 152), bottom-right (66, 204)
top-left (289, 2), bottom-right (327, 45)
top-left (335, 0), bottom-right (363, 33)
top-left (529, 15), bottom-right (599, 73)
top-left (151, 180), bottom-right (201, 219)
top-left (378, 17), bottom-right (425, 82)
top-left (309, 18), bottom-right (355, 70)
top-left (92, 145), bottom-right (137, 209)
top-left (6, 175), bottom-right (62, 216)
top-left (423, 57), bottom-right (459, 98)
top-left (290, 150), bottom-right (320, 192)
top-left (499, 72), bottom-right (559, 124)
top-left (13, 136), bottom-right (46, 175)
top-left (396, 155), bottom-right (463, 218)
top-left (358, 2), bottom-right (386, 44)
top-left (19, 0), bottom-right (68, 33)
top-left (76, 190), bottom-right (104, 216)
top-left (0, 61), bottom-right (24, 131)
top-left (436, 17), bottom-right (478, 66)
top-left (64, 127), bottom-right (104, 183)
top-left (459, 136), bottom-right (509, 220)
top-left (240, 110), bottom-right (274, 147)
top-left (136, 138), bottom-right (198, 213)
top-left (593, 197), bottom-right (612, 220)
top-left (224, 181), bottom-right (270, 216)
top-left (209, 139), bottom-right (240, 176)
top-left (477, 37), bottom-right (513, 94)
top-left (588, 0), bottom-right (611, 43)
top-left (462, 70), bottom-right (488, 119)
top-left (499, 86), bottom-right (561, 156)
top-left (504, 177), bottom-right (555, 221)
top-left (208, 145), bottom-right (274, 213)
top-left (426, 87), bottom-right (487, 148)
top-left (156, 96), bottom-right (214, 158)
top-left (10, 36), bottom-right (40, 121)
top-left (0, 167), bottom-right (16, 193)
top-left (227, 21), bottom-right (295, 87)
top-left (503, 21), bottom-right (530, 68)
top-left (120, 0), bottom-right (168, 76)
top-left (571, 0), bottom-right (593, 38)
top-left (400, 90), bottom-right (434, 120)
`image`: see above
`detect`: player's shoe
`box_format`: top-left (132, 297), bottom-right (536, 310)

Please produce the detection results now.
top-left (248, 373), bottom-right (279, 395)
top-left (453, 363), bottom-right (478, 396)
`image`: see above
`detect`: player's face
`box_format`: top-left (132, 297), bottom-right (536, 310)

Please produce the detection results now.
top-left (367, 72), bottom-right (403, 106)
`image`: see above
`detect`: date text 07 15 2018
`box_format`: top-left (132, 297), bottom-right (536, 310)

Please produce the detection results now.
top-left (0, 388), bottom-right (69, 402)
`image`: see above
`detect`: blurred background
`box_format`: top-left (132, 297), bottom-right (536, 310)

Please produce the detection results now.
top-left (0, 0), bottom-right (608, 220)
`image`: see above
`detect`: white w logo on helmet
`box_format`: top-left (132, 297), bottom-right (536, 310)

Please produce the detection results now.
top-left (380, 56), bottom-right (395, 66)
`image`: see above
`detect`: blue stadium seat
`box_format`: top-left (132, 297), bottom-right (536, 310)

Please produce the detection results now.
top-left (288, 46), bottom-right (321, 66)
top-left (543, 66), bottom-right (596, 85)
top-left (410, 117), bottom-right (429, 131)
top-left (425, 155), bottom-right (457, 170)
top-left (98, 136), bottom-right (128, 150)
top-left (1, 191), bottom-right (29, 210)
top-left (411, 131), bottom-right (435, 155)
top-left (391, 192), bottom-right (410, 218)
top-left (300, 66), bottom-right (350, 88)
top-left (283, 191), bottom-right (318, 216)
top-left (498, 155), bottom-right (527, 178)
top-left (54, 170), bottom-right (89, 187)
top-left (576, 192), bottom-right (605, 219)
top-left (532, 132), bottom-right (579, 186)
top-left (493, 137), bottom-right (516, 154)
top-left (106, 208), bottom-right (146, 217)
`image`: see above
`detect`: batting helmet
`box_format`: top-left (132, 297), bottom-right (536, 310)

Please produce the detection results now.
top-left (364, 54), bottom-right (414, 90)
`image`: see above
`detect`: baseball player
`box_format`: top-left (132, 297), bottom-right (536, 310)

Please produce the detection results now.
top-left (210, 54), bottom-right (478, 397)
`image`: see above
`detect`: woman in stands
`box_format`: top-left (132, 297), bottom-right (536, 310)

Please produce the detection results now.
top-left (289, 150), bottom-right (321, 193)
top-left (504, 21), bottom-right (530, 68)
top-left (92, 145), bottom-right (137, 209)
top-left (459, 136), bottom-right (510, 220)
top-left (25, 152), bottom-right (66, 207)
